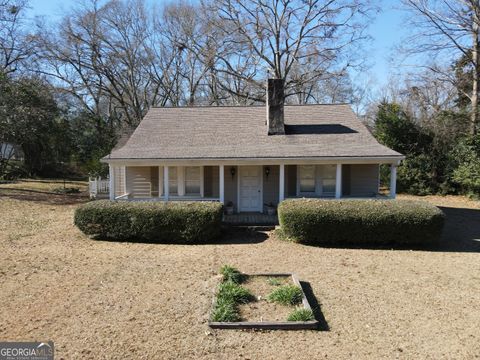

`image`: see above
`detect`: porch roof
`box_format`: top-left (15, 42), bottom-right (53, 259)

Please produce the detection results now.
top-left (104, 104), bottom-right (403, 163)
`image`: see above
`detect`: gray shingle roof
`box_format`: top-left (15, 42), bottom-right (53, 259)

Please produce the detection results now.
top-left (106, 104), bottom-right (403, 160)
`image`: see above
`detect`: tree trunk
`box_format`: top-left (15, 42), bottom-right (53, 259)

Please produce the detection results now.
top-left (471, 10), bottom-right (479, 136)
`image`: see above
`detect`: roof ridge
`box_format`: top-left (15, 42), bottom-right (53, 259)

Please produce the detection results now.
top-left (149, 103), bottom-right (351, 109)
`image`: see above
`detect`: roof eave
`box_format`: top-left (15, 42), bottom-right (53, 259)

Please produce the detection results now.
top-left (101, 155), bottom-right (405, 166)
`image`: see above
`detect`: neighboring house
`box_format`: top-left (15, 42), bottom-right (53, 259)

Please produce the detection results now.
top-left (103, 79), bottom-right (404, 213)
top-left (0, 143), bottom-right (24, 161)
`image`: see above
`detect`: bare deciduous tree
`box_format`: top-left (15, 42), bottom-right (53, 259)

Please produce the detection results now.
top-left (0, 0), bottom-right (32, 74)
top-left (402, 0), bottom-right (480, 135)
top-left (204, 0), bottom-right (373, 102)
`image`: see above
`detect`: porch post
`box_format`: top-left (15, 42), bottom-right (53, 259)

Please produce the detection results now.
top-left (335, 164), bottom-right (342, 199)
top-left (158, 166), bottom-right (163, 197)
top-left (122, 166), bottom-right (126, 194)
top-left (279, 164), bottom-right (285, 203)
top-left (109, 164), bottom-right (115, 200)
top-left (219, 165), bottom-right (225, 204)
top-left (390, 164), bottom-right (397, 199)
top-left (177, 166), bottom-right (185, 196)
top-left (164, 166), bottom-right (169, 201)
top-left (200, 166), bottom-right (204, 198)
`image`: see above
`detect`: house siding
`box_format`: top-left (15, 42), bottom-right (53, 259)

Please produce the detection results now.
top-left (263, 165), bottom-right (279, 209)
top-left (126, 166), bottom-right (152, 198)
top-left (348, 164), bottom-right (379, 196)
top-left (114, 166), bottom-right (126, 197)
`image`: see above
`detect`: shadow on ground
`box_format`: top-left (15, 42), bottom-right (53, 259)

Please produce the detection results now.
top-left (89, 226), bottom-right (269, 245)
top-left (0, 188), bottom-right (89, 205)
top-left (216, 227), bottom-right (269, 244)
top-left (436, 206), bottom-right (480, 252)
top-left (300, 281), bottom-right (330, 331)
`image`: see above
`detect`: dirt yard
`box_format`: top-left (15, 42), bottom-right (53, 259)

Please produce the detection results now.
top-left (1, 184), bottom-right (479, 359)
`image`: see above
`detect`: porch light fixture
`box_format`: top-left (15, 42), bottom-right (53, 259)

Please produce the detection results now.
top-left (230, 167), bottom-right (236, 179)
top-left (265, 166), bottom-right (270, 179)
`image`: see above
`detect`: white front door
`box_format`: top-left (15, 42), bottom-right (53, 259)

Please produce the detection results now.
top-left (239, 166), bottom-right (262, 212)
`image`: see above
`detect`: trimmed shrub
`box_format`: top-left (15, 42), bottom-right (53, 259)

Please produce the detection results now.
top-left (74, 200), bottom-right (223, 243)
top-left (278, 199), bottom-right (445, 246)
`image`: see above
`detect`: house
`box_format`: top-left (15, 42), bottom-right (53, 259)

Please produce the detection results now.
top-left (102, 79), bottom-right (404, 213)
top-left (0, 142), bottom-right (24, 161)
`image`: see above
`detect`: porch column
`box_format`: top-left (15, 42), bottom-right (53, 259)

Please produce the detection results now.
top-left (158, 166), bottom-right (163, 197)
top-left (390, 164), bottom-right (397, 199)
top-left (279, 164), bottom-right (285, 203)
top-left (109, 164), bottom-right (115, 200)
top-left (200, 166), bottom-right (204, 198)
top-left (335, 164), bottom-right (342, 199)
top-left (164, 166), bottom-right (169, 201)
top-left (122, 166), bottom-right (127, 194)
top-left (219, 165), bottom-right (225, 204)
top-left (177, 166), bottom-right (185, 196)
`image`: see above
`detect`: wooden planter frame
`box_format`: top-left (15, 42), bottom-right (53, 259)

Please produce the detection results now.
top-left (208, 273), bottom-right (319, 330)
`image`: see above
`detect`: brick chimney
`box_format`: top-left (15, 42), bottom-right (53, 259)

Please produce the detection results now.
top-left (266, 78), bottom-right (285, 135)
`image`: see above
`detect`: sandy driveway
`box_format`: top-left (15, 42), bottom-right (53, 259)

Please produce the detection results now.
top-left (0, 191), bottom-right (479, 359)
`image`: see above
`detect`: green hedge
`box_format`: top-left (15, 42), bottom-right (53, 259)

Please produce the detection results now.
top-left (74, 200), bottom-right (223, 243)
top-left (278, 199), bottom-right (445, 246)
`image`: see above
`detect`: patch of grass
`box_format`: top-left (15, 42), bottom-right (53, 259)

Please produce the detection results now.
top-left (287, 308), bottom-right (315, 322)
top-left (0, 179), bottom-right (88, 193)
top-left (220, 265), bottom-right (246, 284)
top-left (210, 298), bottom-right (240, 322)
top-left (217, 281), bottom-right (255, 304)
top-left (266, 277), bottom-right (283, 286)
top-left (267, 285), bottom-right (303, 306)
top-left (211, 267), bottom-right (255, 323)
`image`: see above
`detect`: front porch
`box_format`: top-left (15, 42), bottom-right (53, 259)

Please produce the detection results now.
top-left (107, 162), bottom-right (399, 213)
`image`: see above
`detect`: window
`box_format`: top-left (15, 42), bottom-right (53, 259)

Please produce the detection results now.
top-left (321, 165), bottom-right (336, 196)
top-left (185, 167), bottom-right (201, 195)
top-left (299, 165), bottom-right (316, 193)
top-left (322, 179), bottom-right (336, 195)
top-left (169, 167), bottom-right (178, 195)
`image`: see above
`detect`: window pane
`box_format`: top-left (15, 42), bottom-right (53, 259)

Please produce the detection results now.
top-left (185, 167), bottom-right (200, 195)
top-left (300, 178), bottom-right (315, 192)
top-left (185, 167), bottom-right (200, 180)
top-left (322, 179), bottom-right (336, 194)
top-left (299, 165), bottom-right (315, 193)
top-left (169, 167), bottom-right (178, 194)
top-left (185, 182), bottom-right (200, 194)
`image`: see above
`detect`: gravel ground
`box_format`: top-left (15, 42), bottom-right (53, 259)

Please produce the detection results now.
top-left (0, 189), bottom-right (479, 359)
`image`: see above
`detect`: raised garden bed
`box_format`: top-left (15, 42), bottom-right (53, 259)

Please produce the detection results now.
top-left (209, 267), bottom-right (318, 330)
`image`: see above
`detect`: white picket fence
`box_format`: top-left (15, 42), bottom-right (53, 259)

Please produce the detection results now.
top-left (89, 177), bottom-right (110, 199)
